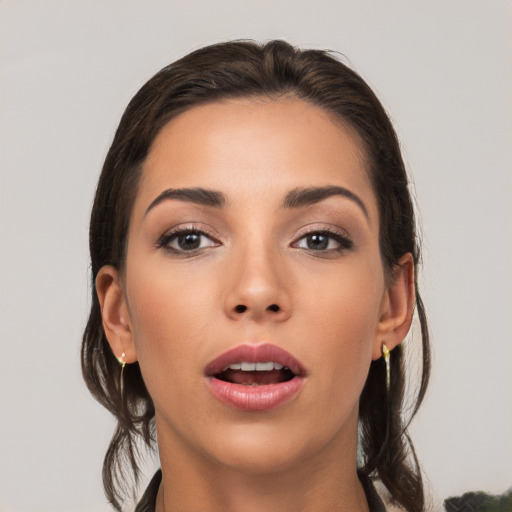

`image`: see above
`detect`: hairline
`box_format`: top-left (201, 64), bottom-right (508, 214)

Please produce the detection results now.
top-left (117, 93), bottom-right (381, 273)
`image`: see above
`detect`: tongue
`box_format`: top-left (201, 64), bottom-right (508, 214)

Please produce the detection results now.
top-left (222, 369), bottom-right (290, 385)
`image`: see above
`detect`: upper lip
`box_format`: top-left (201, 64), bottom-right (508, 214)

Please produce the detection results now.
top-left (204, 343), bottom-right (307, 377)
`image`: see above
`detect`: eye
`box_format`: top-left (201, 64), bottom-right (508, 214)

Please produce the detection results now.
top-left (158, 228), bottom-right (220, 254)
top-left (292, 230), bottom-right (353, 253)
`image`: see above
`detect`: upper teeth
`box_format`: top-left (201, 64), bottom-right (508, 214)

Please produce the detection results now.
top-left (227, 362), bottom-right (284, 371)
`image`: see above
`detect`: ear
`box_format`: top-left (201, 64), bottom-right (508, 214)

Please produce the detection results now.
top-left (95, 265), bottom-right (138, 364)
top-left (372, 253), bottom-right (415, 360)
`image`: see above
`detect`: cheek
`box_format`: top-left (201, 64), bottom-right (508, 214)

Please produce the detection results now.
top-left (297, 258), bottom-right (384, 390)
top-left (125, 260), bottom-right (219, 392)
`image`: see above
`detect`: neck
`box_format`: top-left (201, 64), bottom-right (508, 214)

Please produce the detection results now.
top-left (154, 410), bottom-right (370, 512)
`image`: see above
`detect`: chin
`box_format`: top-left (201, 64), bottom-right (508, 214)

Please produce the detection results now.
top-left (212, 442), bottom-right (309, 475)
top-left (199, 420), bottom-right (332, 475)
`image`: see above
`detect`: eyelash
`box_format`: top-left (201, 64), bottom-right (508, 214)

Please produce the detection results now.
top-left (156, 226), bottom-right (353, 256)
top-left (292, 229), bottom-right (353, 254)
top-left (156, 226), bottom-right (220, 256)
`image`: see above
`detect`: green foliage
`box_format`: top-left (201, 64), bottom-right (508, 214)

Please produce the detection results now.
top-left (444, 488), bottom-right (512, 512)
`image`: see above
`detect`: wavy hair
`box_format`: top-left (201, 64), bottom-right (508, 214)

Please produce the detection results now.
top-left (81, 39), bottom-right (430, 511)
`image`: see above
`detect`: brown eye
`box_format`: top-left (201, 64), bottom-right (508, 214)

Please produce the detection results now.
top-left (158, 229), bottom-right (219, 253)
top-left (176, 232), bottom-right (202, 250)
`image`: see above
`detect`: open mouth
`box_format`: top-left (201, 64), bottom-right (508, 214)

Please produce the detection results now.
top-left (205, 344), bottom-right (306, 411)
top-left (214, 362), bottom-right (296, 386)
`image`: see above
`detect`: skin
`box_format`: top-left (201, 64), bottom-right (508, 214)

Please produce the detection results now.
top-left (97, 97), bottom-right (415, 512)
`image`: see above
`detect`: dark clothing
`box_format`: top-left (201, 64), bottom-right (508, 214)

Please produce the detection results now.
top-left (135, 469), bottom-right (386, 511)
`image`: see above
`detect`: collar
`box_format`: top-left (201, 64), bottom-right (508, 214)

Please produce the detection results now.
top-left (135, 469), bottom-right (386, 512)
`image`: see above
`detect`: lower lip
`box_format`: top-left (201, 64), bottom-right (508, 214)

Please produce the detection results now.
top-left (206, 376), bottom-right (305, 411)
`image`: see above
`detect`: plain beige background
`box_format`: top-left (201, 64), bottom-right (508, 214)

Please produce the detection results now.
top-left (1, 1), bottom-right (511, 511)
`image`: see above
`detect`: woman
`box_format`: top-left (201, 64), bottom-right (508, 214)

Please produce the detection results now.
top-left (82, 40), bottom-right (430, 512)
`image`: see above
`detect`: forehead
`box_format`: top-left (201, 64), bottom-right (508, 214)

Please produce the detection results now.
top-left (136, 97), bottom-right (376, 217)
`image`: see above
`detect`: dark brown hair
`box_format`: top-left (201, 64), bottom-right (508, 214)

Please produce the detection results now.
top-left (82, 40), bottom-right (430, 511)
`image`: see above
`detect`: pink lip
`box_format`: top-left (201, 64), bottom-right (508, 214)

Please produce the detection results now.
top-left (204, 343), bottom-right (307, 411)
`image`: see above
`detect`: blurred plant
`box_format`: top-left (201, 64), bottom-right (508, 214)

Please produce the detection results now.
top-left (444, 488), bottom-right (512, 511)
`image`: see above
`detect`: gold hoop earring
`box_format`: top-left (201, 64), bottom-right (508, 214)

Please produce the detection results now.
top-left (382, 344), bottom-right (390, 392)
top-left (116, 352), bottom-right (126, 396)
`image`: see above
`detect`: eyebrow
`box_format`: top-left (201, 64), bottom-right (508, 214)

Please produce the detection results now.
top-left (283, 186), bottom-right (369, 219)
top-left (144, 184), bottom-right (368, 219)
top-left (145, 187), bottom-right (227, 216)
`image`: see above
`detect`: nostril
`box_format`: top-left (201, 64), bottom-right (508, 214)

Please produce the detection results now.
top-left (234, 305), bottom-right (247, 314)
top-left (267, 304), bottom-right (280, 312)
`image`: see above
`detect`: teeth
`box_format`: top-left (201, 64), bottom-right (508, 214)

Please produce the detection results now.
top-left (258, 361), bottom-right (276, 371)
top-left (227, 361), bottom-right (284, 371)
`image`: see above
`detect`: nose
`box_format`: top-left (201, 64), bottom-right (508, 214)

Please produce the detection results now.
top-left (223, 247), bottom-right (292, 323)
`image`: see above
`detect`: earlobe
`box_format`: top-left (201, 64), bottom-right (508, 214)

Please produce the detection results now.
top-left (372, 253), bottom-right (415, 360)
top-left (95, 265), bottom-right (137, 363)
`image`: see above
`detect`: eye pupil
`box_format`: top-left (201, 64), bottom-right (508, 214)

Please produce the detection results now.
top-left (178, 233), bottom-right (201, 250)
top-left (307, 234), bottom-right (328, 250)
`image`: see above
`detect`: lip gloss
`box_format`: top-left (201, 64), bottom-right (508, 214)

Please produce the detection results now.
top-left (206, 376), bottom-right (305, 411)
top-left (204, 343), bottom-right (306, 411)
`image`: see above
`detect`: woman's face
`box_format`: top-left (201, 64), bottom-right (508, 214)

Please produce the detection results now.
top-left (114, 97), bottom-right (395, 472)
